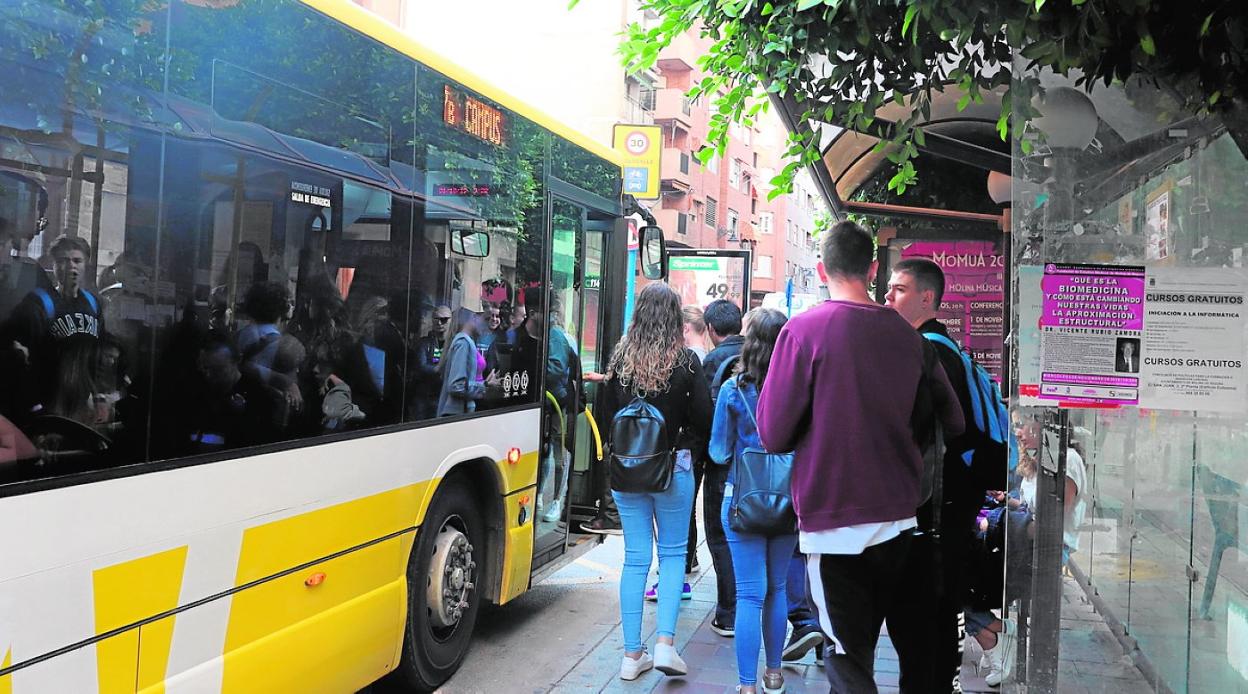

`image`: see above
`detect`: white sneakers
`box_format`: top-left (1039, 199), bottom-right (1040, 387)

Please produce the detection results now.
top-left (619, 643), bottom-right (687, 680)
top-left (654, 641), bottom-right (688, 676)
top-left (619, 650), bottom-right (653, 680)
top-left (542, 499), bottom-right (563, 523)
top-left (983, 618), bottom-right (1017, 687)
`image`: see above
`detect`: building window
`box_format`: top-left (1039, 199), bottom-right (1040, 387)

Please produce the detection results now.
top-left (706, 197), bottom-right (718, 228)
top-left (759, 211), bottom-right (773, 235)
top-left (786, 219), bottom-right (794, 243)
top-left (677, 213), bottom-right (688, 235)
top-left (705, 153), bottom-right (719, 173)
top-left (728, 159), bottom-right (741, 188)
top-left (727, 208), bottom-right (739, 236)
top-left (756, 254), bottom-right (773, 278)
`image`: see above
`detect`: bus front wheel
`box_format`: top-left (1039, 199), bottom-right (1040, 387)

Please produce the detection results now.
top-left (388, 481), bottom-right (484, 692)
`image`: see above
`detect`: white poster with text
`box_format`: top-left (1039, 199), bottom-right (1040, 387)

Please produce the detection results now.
top-left (1140, 268), bottom-right (1248, 412)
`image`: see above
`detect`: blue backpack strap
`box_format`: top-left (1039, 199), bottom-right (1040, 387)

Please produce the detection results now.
top-left (80, 289), bottom-right (99, 314)
top-left (32, 287), bottom-right (54, 319)
top-left (922, 332), bottom-right (987, 433)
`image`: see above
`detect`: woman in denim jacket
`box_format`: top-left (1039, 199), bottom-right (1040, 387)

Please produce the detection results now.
top-left (709, 308), bottom-right (794, 694)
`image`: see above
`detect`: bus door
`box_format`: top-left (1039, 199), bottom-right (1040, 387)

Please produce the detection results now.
top-left (531, 193), bottom-right (613, 569)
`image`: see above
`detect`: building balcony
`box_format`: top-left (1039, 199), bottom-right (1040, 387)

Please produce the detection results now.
top-left (656, 32), bottom-right (699, 73)
top-left (621, 95), bottom-right (654, 125)
top-left (660, 148), bottom-right (691, 191)
top-left (653, 88), bottom-right (693, 129)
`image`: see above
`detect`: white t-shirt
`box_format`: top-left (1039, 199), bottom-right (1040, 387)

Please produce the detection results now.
top-left (1019, 448), bottom-right (1087, 554)
top-left (799, 517), bottom-right (917, 556)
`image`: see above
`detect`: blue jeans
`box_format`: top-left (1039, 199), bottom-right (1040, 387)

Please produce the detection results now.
top-left (613, 467), bottom-right (695, 653)
top-left (787, 547), bottom-right (817, 630)
top-left (722, 492), bottom-right (799, 686)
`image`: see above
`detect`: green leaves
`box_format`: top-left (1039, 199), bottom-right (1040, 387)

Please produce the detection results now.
top-left (610, 0), bottom-right (1242, 202)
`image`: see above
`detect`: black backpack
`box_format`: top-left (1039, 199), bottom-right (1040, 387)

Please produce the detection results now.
top-left (710, 353), bottom-right (740, 404)
top-left (608, 394), bottom-right (674, 493)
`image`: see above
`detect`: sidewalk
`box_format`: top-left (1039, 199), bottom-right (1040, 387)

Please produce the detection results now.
top-left (548, 539), bottom-right (1152, 693)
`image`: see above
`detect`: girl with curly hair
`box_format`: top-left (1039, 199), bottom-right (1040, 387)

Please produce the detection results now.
top-left (602, 282), bottom-right (712, 681)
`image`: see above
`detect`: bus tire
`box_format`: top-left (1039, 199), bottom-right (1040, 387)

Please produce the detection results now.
top-left (385, 480), bottom-right (484, 692)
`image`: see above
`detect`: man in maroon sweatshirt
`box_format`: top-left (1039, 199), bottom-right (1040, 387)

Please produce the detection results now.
top-left (757, 221), bottom-right (964, 692)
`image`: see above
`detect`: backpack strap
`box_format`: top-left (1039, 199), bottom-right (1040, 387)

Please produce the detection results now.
top-left (922, 331), bottom-right (988, 436)
top-left (241, 331), bottom-right (281, 363)
top-left (32, 287), bottom-right (54, 319)
top-left (733, 377), bottom-right (759, 430)
top-left (80, 289), bottom-right (99, 314)
top-left (712, 353), bottom-right (740, 394)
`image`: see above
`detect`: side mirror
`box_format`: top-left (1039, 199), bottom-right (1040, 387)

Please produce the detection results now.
top-left (639, 225), bottom-right (666, 280)
top-left (450, 228), bottom-right (490, 258)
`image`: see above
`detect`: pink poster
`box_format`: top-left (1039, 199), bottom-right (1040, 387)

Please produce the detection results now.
top-left (1038, 263), bottom-right (1146, 406)
top-left (899, 240), bottom-right (1006, 380)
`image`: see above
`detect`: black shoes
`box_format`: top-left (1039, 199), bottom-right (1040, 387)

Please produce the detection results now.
top-left (579, 515), bottom-right (623, 536)
top-left (710, 618), bottom-right (735, 637)
top-left (781, 625), bottom-right (824, 663)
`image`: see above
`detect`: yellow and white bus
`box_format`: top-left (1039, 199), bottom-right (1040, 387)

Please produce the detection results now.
top-left (0, 0), bottom-right (658, 690)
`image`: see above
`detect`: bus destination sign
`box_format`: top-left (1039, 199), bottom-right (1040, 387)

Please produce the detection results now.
top-left (443, 85), bottom-right (505, 147)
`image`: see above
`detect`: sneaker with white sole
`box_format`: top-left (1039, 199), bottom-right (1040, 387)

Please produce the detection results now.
top-left (542, 499), bottom-right (562, 523)
top-left (710, 618), bottom-right (735, 637)
top-left (781, 625), bottom-right (823, 663)
top-left (653, 642), bottom-right (687, 676)
top-left (619, 650), bottom-right (653, 681)
top-left (984, 629), bottom-right (1017, 687)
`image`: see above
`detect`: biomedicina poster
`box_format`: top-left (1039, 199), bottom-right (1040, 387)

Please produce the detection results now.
top-left (1039, 263), bottom-right (1145, 406)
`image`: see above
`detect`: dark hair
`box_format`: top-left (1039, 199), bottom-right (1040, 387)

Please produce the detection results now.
top-left (892, 257), bottom-right (945, 308)
top-left (737, 308), bottom-right (786, 387)
top-left (243, 281), bottom-right (290, 324)
top-left (50, 234), bottom-right (91, 258)
top-left (703, 299), bottom-right (742, 337)
top-left (818, 221), bottom-right (874, 279)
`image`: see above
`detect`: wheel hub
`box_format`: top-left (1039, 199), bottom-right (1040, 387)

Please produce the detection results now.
top-left (426, 523), bottom-right (475, 629)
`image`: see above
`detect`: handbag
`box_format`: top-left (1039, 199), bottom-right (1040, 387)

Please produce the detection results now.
top-left (728, 380), bottom-right (797, 535)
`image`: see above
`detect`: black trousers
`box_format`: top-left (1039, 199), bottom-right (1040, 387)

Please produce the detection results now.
top-left (702, 462), bottom-right (736, 622)
top-left (808, 532), bottom-right (912, 694)
top-left (886, 488), bottom-right (983, 693)
top-left (686, 457), bottom-right (705, 571)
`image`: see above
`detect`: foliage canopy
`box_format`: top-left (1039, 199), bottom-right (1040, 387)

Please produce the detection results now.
top-left (599, 0), bottom-right (1247, 197)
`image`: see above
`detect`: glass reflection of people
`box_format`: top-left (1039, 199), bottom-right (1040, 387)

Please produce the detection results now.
top-left (436, 307), bottom-right (498, 417)
top-left (4, 235), bottom-right (104, 424)
top-left (477, 301), bottom-right (502, 356)
top-left (237, 281), bottom-right (305, 440)
top-left (0, 215), bottom-right (53, 421)
top-left (0, 214), bottom-right (53, 323)
top-left (1115, 338), bottom-right (1139, 373)
top-left (413, 304), bottom-right (452, 419)
top-left (352, 294), bottom-right (406, 423)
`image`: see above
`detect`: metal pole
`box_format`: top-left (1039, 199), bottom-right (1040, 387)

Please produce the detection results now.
top-left (1027, 409), bottom-right (1070, 690)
